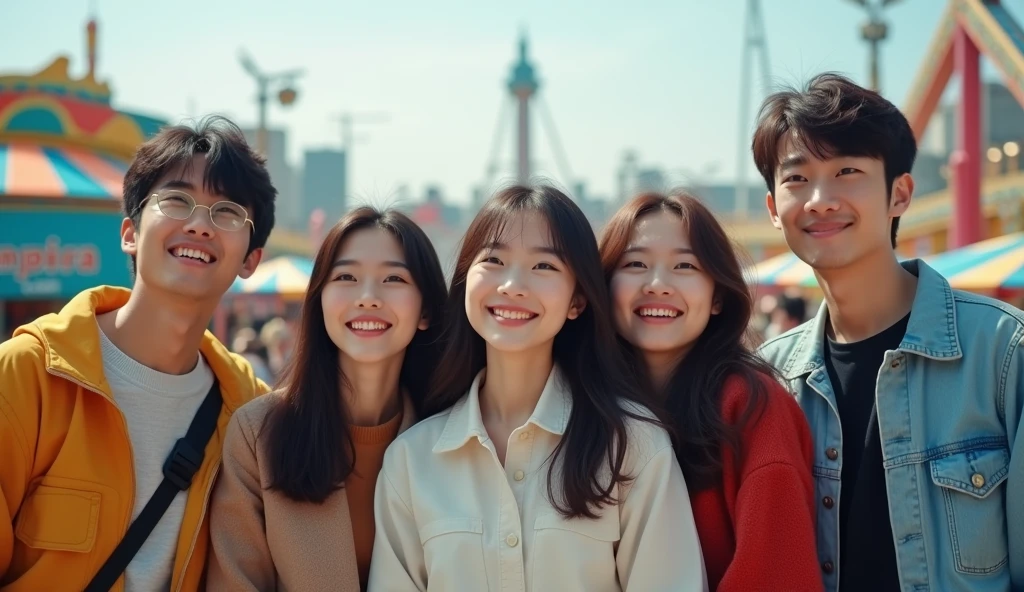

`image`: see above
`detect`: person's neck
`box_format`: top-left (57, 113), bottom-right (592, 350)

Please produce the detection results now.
top-left (816, 250), bottom-right (918, 343)
top-left (96, 283), bottom-right (217, 375)
top-left (642, 348), bottom-right (687, 393)
top-left (479, 344), bottom-right (554, 428)
top-left (340, 352), bottom-right (403, 427)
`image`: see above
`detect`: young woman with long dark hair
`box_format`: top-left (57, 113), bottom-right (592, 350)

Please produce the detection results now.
top-left (207, 207), bottom-right (447, 591)
top-left (599, 191), bottom-right (821, 591)
top-left (369, 185), bottom-right (707, 591)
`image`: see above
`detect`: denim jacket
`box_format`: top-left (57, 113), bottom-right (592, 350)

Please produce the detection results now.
top-left (758, 260), bottom-right (1023, 592)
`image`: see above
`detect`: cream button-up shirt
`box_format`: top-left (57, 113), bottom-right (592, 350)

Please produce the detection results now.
top-left (369, 367), bottom-right (707, 591)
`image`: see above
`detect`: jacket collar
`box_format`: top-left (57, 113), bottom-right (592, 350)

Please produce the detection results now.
top-left (432, 365), bottom-right (572, 453)
top-left (780, 259), bottom-right (962, 379)
top-left (13, 286), bottom-right (261, 411)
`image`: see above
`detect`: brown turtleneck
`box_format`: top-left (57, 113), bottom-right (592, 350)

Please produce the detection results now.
top-left (347, 408), bottom-right (404, 588)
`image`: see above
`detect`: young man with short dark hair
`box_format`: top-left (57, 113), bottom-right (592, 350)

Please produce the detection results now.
top-left (0, 116), bottom-right (276, 591)
top-left (755, 73), bottom-right (1023, 591)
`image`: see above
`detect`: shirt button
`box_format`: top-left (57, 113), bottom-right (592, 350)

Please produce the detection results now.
top-left (519, 432), bottom-right (530, 441)
top-left (822, 560), bottom-right (834, 574)
top-left (823, 496), bottom-right (834, 509)
top-left (513, 470), bottom-right (525, 481)
top-left (506, 533), bottom-right (519, 547)
top-left (826, 447), bottom-right (839, 461)
top-left (972, 473), bottom-right (985, 488)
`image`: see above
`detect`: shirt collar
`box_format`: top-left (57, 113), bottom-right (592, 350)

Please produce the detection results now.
top-left (899, 259), bottom-right (962, 360)
top-left (433, 365), bottom-right (572, 453)
top-left (780, 258), bottom-right (961, 379)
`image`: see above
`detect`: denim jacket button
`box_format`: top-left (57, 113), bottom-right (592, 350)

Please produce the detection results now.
top-left (971, 473), bottom-right (985, 488)
top-left (826, 447), bottom-right (839, 461)
top-left (822, 496), bottom-right (834, 509)
top-left (822, 561), bottom-right (835, 574)
top-left (890, 358), bottom-right (902, 369)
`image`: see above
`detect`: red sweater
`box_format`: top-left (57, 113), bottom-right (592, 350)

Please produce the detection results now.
top-left (687, 374), bottom-right (822, 592)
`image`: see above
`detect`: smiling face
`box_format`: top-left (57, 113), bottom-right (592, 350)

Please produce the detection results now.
top-left (122, 153), bottom-right (261, 302)
top-left (321, 226), bottom-right (428, 366)
top-left (609, 210), bottom-right (719, 362)
top-left (767, 135), bottom-right (913, 271)
top-left (465, 211), bottom-right (583, 357)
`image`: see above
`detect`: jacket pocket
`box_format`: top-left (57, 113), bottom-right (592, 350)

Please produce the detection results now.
top-left (929, 447), bottom-right (1009, 574)
top-left (417, 517), bottom-right (487, 587)
top-left (14, 483), bottom-right (101, 553)
top-left (534, 512), bottom-right (621, 542)
top-left (531, 511), bottom-right (620, 586)
top-left (418, 517), bottom-right (483, 544)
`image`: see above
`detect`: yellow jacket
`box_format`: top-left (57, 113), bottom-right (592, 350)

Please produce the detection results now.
top-left (0, 286), bottom-right (269, 591)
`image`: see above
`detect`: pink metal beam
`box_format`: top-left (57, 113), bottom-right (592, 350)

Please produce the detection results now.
top-left (950, 24), bottom-right (983, 248)
top-left (907, 40), bottom-right (954, 141)
top-left (904, 1), bottom-right (956, 140)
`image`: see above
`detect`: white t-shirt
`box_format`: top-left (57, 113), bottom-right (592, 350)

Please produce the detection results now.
top-left (98, 326), bottom-right (213, 591)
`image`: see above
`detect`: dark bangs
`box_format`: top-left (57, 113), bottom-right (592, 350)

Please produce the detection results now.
top-left (122, 115), bottom-right (276, 253)
top-left (751, 72), bottom-right (916, 193)
top-left (475, 191), bottom-right (571, 264)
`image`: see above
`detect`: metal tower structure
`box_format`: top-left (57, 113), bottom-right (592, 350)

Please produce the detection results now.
top-left (734, 0), bottom-right (772, 217)
top-left (904, 0), bottom-right (1023, 248)
top-left (508, 36), bottom-right (540, 183)
top-left (480, 33), bottom-right (577, 196)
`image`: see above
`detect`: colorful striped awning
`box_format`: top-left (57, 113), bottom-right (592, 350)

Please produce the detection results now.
top-left (229, 256), bottom-right (314, 298)
top-left (0, 142), bottom-right (128, 200)
top-left (745, 251), bottom-right (917, 289)
top-left (746, 234), bottom-right (1024, 294)
top-left (744, 251), bottom-right (819, 288)
top-left (926, 231), bottom-right (1024, 291)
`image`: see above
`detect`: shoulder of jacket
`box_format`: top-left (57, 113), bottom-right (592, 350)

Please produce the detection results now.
top-left (231, 390), bottom-right (285, 439)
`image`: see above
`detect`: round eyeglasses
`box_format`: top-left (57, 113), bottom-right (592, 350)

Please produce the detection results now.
top-left (144, 190), bottom-right (254, 232)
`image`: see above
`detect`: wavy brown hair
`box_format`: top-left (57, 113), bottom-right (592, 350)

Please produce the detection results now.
top-left (599, 191), bottom-right (776, 491)
top-left (264, 207), bottom-right (447, 503)
top-left (425, 185), bottom-right (660, 519)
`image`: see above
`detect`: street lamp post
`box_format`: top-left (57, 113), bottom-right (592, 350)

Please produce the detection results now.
top-left (845, 0), bottom-right (903, 92)
top-left (238, 50), bottom-right (304, 156)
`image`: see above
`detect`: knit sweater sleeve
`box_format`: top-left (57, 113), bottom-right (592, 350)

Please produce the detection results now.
top-left (717, 376), bottom-right (823, 592)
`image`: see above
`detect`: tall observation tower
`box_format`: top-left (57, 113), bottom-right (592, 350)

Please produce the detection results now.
top-left (507, 36), bottom-right (539, 184)
top-left (477, 33), bottom-right (575, 202)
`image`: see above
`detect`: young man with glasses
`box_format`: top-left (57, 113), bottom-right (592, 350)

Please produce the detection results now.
top-left (0, 116), bottom-right (277, 591)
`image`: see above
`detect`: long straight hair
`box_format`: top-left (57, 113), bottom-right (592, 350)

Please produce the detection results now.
top-left (265, 207), bottom-right (448, 503)
top-left (599, 191), bottom-right (775, 491)
top-left (425, 185), bottom-right (660, 519)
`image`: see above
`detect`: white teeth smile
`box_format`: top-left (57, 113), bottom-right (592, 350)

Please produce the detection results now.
top-left (349, 321), bottom-right (389, 331)
top-left (491, 308), bottom-right (535, 320)
top-left (637, 307), bottom-right (679, 318)
top-left (172, 247), bottom-right (211, 263)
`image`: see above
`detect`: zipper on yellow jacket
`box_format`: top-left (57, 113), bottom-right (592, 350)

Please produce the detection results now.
top-left (45, 365), bottom-right (137, 592)
top-left (172, 463), bottom-right (220, 592)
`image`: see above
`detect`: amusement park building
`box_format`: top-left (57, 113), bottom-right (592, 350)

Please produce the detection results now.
top-left (0, 24), bottom-right (167, 338)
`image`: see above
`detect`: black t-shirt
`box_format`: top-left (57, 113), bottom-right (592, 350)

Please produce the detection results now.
top-left (824, 313), bottom-right (909, 592)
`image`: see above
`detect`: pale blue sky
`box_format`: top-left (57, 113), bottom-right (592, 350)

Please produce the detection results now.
top-left (3, 0), bottom-right (1021, 204)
